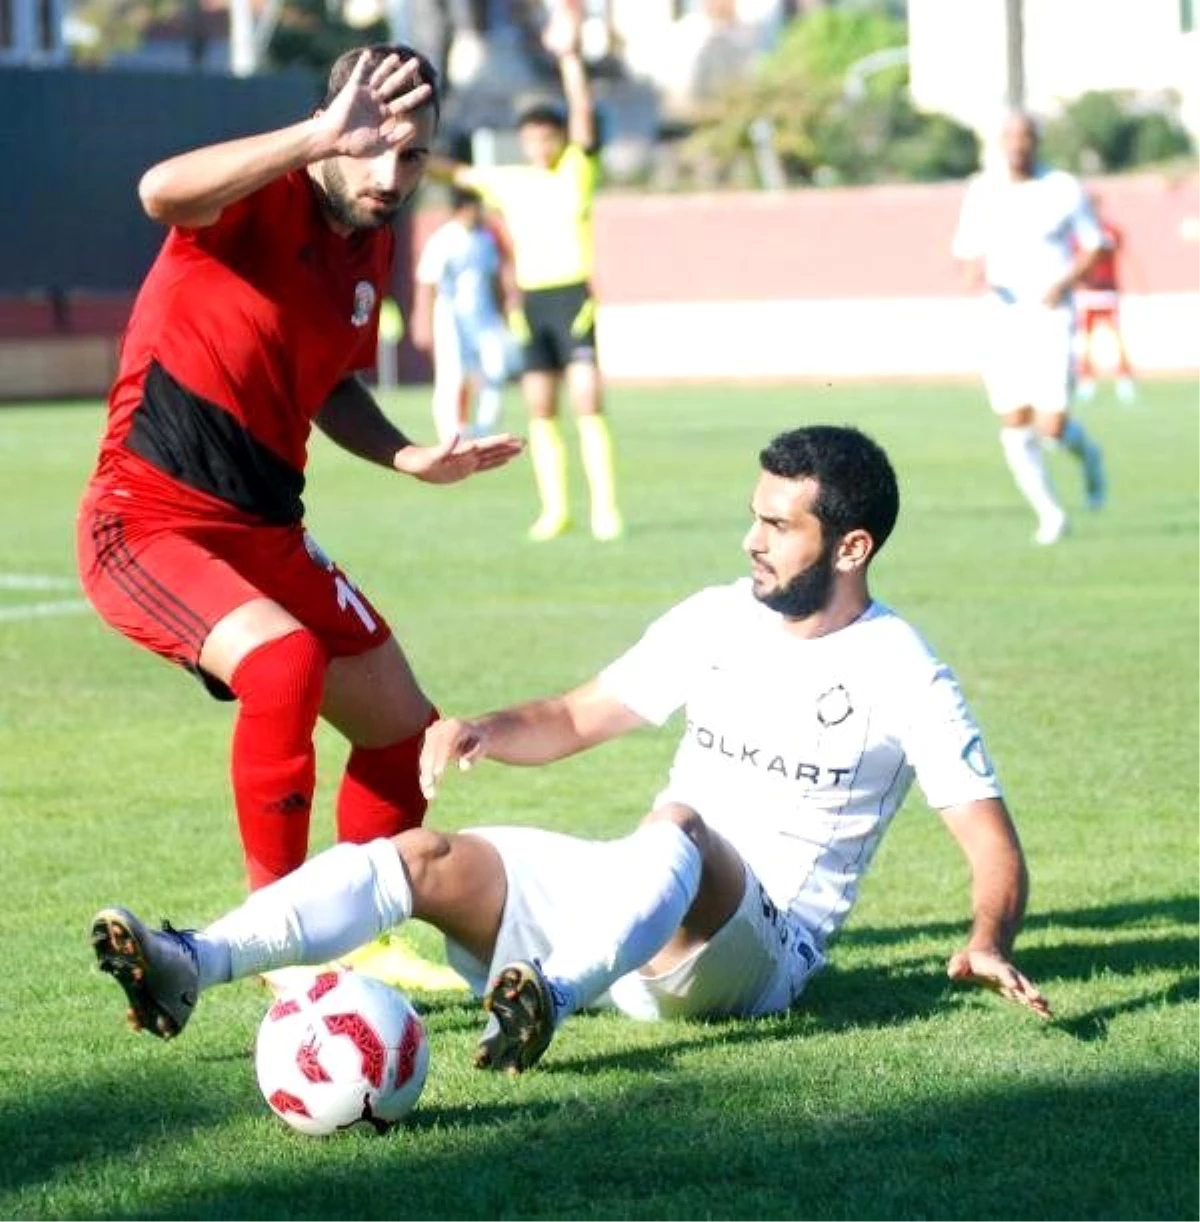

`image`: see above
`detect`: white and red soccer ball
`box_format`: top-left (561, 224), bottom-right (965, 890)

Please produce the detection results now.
top-left (255, 969), bottom-right (429, 1137)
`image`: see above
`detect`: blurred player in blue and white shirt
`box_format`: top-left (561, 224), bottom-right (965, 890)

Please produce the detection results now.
top-left (953, 111), bottom-right (1107, 546)
top-left (414, 187), bottom-right (517, 442)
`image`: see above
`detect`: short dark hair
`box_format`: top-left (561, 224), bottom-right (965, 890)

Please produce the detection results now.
top-left (517, 100), bottom-right (567, 131)
top-left (759, 425), bottom-right (900, 555)
top-left (322, 44), bottom-right (441, 122)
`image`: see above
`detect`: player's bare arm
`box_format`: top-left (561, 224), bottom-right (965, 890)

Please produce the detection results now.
top-left (940, 797), bottom-right (1052, 1019)
top-left (316, 376), bottom-right (524, 479)
top-left (138, 52), bottom-right (432, 228)
top-left (545, 9), bottom-right (596, 150)
top-left (420, 680), bottom-right (647, 798)
top-left (1044, 243), bottom-right (1104, 307)
top-left (426, 155), bottom-right (483, 192)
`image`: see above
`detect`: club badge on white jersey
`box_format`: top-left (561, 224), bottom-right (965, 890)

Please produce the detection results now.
top-left (815, 684), bottom-right (854, 728)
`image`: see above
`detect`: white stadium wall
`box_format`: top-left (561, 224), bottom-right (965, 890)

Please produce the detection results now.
top-left (594, 292), bottom-right (1199, 382)
top-left (2, 171), bottom-right (1194, 398)
top-left (567, 173), bottom-right (1199, 382)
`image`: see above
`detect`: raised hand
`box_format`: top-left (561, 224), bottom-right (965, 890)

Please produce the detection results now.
top-left (318, 51), bottom-right (435, 159)
top-left (947, 946), bottom-right (1053, 1020)
top-left (541, 1), bottom-right (583, 58)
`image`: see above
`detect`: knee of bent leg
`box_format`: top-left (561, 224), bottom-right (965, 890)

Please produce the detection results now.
top-left (392, 825), bottom-right (454, 887)
top-left (1037, 413), bottom-right (1067, 441)
top-left (230, 627), bottom-right (327, 714)
top-left (641, 802), bottom-right (707, 848)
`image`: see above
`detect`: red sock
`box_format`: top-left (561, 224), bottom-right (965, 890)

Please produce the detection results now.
top-left (229, 629), bottom-right (327, 890)
top-left (336, 708), bottom-right (437, 844)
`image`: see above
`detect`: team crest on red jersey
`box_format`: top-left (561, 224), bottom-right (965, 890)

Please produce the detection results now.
top-left (351, 280), bottom-right (376, 327)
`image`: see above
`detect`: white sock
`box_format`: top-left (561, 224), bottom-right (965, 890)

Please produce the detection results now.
top-left (431, 382), bottom-right (463, 443)
top-left (542, 821), bottom-right (702, 1021)
top-left (194, 840), bottom-right (413, 990)
top-left (474, 383), bottom-right (503, 435)
top-left (1000, 426), bottom-right (1062, 522)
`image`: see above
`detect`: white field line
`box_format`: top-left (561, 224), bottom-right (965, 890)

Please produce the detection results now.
top-left (0, 575), bottom-right (78, 591)
top-left (0, 599), bottom-right (90, 622)
top-left (0, 574), bottom-right (87, 621)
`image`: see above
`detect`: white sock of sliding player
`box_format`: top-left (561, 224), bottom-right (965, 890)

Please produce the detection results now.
top-left (541, 820), bottom-right (702, 1021)
top-left (192, 839), bottom-right (413, 989)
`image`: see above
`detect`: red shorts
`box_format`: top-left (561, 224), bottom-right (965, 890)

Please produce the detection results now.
top-left (77, 484), bottom-right (391, 692)
top-left (1081, 306), bottom-right (1119, 328)
top-left (1076, 290), bottom-right (1120, 333)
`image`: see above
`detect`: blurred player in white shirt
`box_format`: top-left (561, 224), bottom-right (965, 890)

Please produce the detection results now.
top-left (414, 187), bottom-right (515, 442)
top-left (93, 426), bottom-right (1051, 1071)
top-left (953, 111), bottom-right (1108, 545)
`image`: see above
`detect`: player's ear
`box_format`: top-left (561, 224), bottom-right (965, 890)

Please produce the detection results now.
top-left (835, 529), bottom-right (874, 572)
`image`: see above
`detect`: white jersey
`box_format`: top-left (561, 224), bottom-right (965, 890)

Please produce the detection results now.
top-left (952, 165), bottom-right (1102, 306)
top-left (416, 219), bottom-right (504, 326)
top-left (598, 581), bottom-right (1002, 946)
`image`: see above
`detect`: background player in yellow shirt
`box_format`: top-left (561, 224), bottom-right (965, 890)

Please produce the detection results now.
top-left (430, 3), bottom-right (621, 542)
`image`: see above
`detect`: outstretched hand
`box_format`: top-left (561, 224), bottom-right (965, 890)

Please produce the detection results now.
top-left (318, 51), bottom-right (434, 159)
top-left (948, 947), bottom-right (1053, 1020)
top-left (419, 717), bottom-right (490, 800)
top-left (394, 432), bottom-right (525, 485)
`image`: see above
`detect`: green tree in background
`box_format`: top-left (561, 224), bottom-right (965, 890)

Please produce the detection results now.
top-left (764, 3), bottom-right (909, 89)
top-left (267, 0), bottom-right (389, 75)
top-left (1041, 91), bottom-right (1194, 174)
top-left (68, 0), bottom-right (207, 66)
top-left (684, 4), bottom-right (978, 187)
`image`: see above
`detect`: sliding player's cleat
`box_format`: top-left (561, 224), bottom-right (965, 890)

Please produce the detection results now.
top-left (474, 959), bottom-right (557, 1074)
top-left (91, 906), bottom-right (199, 1039)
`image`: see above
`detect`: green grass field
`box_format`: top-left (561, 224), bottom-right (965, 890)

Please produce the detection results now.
top-left (1, 380), bottom-right (1196, 1221)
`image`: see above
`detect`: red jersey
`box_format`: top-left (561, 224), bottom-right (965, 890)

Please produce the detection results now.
top-left (1080, 221), bottom-right (1121, 292)
top-left (92, 170), bottom-right (394, 524)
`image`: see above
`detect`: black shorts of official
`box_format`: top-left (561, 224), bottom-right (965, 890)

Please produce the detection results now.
top-left (519, 281), bottom-right (598, 373)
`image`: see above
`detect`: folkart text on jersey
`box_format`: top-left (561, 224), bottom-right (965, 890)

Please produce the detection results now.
top-left (685, 720), bottom-right (856, 786)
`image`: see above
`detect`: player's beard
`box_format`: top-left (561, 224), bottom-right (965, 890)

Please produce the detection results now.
top-left (319, 160), bottom-right (404, 230)
top-left (751, 539), bottom-right (837, 620)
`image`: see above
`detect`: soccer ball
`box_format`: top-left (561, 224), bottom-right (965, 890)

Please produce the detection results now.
top-left (255, 968), bottom-right (429, 1137)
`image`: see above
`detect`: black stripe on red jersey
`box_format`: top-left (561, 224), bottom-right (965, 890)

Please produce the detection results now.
top-left (125, 361), bottom-right (305, 525)
top-left (91, 511), bottom-right (211, 658)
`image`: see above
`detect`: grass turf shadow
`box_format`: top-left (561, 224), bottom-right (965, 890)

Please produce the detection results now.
top-left (84, 1069), bottom-right (1200, 1221)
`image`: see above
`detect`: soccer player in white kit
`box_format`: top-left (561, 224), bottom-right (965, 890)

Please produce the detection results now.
top-left (414, 187), bottom-right (515, 442)
top-left (92, 425), bottom-right (1051, 1073)
top-left (953, 111), bottom-right (1108, 545)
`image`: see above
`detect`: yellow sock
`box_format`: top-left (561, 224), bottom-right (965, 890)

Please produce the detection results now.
top-left (577, 414), bottom-right (623, 540)
top-left (528, 417), bottom-right (569, 538)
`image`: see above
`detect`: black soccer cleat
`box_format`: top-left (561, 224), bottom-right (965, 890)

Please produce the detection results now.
top-left (91, 906), bottom-right (199, 1040)
top-left (474, 959), bottom-right (557, 1075)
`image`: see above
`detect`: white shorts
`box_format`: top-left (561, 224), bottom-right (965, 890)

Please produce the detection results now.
top-left (981, 298), bottom-right (1074, 414)
top-left (433, 310), bottom-right (515, 387)
top-left (442, 826), bottom-right (824, 1021)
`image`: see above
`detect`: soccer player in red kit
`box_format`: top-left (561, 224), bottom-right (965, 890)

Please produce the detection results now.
top-left (76, 45), bottom-right (524, 891)
top-left (1075, 194), bottom-right (1136, 404)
